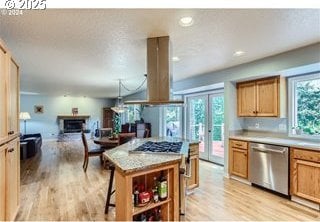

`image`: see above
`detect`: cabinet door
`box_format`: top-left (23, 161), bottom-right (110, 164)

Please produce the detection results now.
top-left (187, 155), bottom-right (199, 189)
top-left (292, 159), bottom-right (320, 203)
top-left (230, 148), bottom-right (248, 178)
top-left (103, 108), bottom-right (114, 128)
top-left (256, 77), bottom-right (279, 117)
top-left (0, 46), bottom-right (7, 143)
top-left (0, 145), bottom-right (6, 221)
top-left (7, 57), bottom-right (19, 138)
top-left (5, 138), bottom-right (20, 221)
top-left (237, 81), bottom-right (256, 116)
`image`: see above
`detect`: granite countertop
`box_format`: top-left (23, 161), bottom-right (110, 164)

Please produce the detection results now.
top-left (103, 137), bottom-right (198, 174)
top-left (229, 131), bottom-right (320, 151)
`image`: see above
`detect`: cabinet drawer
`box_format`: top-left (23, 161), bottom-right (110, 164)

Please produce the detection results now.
top-left (189, 144), bottom-right (199, 156)
top-left (230, 140), bottom-right (248, 150)
top-left (292, 148), bottom-right (320, 163)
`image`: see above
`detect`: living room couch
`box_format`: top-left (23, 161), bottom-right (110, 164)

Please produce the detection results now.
top-left (20, 133), bottom-right (42, 158)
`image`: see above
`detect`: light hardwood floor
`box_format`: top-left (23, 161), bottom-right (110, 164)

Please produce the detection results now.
top-left (17, 140), bottom-right (320, 221)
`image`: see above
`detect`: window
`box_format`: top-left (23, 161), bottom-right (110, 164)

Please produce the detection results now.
top-left (289, 73), bottom-right (320, 138)
top-left (163, 106), bottom-right (182, 137)
top-left (125, 105), bottom-right (141, 123)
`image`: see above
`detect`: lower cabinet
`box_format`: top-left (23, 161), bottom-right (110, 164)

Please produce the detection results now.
top-left (0, 138), bottom-right (20, 221)
top-left (229, 140), bottom-right (248, 179)
top-left (187, 144), bottom-right (199, 189)
top-left (187, 155), bottom-right (199, 189)
top-left (0, 145), bottom-right (6, 221)
top-left (291, 148), bottom-right (320, 204)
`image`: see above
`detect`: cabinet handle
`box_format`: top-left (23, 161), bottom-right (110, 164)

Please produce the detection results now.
top-left (8, 131), bottom-right (14, 135)
top-left (235, 143), bottom-right (243, 146)
top-left (8, 148), bottom-right (14, 153)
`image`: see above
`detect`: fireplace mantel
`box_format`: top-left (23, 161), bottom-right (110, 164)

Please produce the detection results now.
top-left (57, 115), bottom-right (91, 119)
top-left (57, 115), bottom-right (91, 134)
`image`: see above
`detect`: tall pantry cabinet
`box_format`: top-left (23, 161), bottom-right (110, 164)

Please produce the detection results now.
top-left (0, 38), bottom-right (20, 221)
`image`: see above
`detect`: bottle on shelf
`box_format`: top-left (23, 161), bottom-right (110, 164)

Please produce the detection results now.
top-left (158, 171), bottom-right (168, 201)
top-left (152, 177), bottom-right (159, 203)
top-left (134, 185), bottom-right (140, 207)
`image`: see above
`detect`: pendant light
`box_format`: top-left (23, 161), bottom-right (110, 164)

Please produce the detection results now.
top-left (111, 79), bottom-right (127, 113)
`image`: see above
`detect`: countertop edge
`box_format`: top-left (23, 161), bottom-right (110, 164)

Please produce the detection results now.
top-left (103, 153), bottom-right (182, 175)
top-left (229, 135), bottom-right (320, 151)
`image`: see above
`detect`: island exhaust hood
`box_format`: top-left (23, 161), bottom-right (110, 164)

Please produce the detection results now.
top-left (124, 36), bottom-right (184, 105)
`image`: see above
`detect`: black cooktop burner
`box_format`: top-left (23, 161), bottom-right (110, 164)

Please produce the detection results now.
top-left (133, 141), bottom-right (182, 153)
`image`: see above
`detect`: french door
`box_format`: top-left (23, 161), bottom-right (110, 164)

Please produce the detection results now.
top-left (187, 92), bottom-right (224, 165)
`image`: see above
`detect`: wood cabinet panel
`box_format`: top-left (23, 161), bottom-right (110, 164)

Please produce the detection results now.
top-left (237, 76), bottom-right (285, 117)
top-left (237, 81), bottom-right (256, 116)
top-left (0, 145), bottom-right (6, 221)
top-left (5, 138), bottom-right (20, 221)
top-left (292, 159), bottom-right (320, 203)
top-left (0, 46), bottom-right (7, 144)
top-left (256, 77), bottom-right (279, 116)
top-left (292, 148), bottom-right (320, 163)
top-left (230, 147), bottom-right (248, 179)
top-left (230, 140), bottom-right (248, 150)
top-left (187, 155), bottom-right (199, 189)
top-left (7, 57), bottom-right (19, 139)
top-left (102, 107), bottom-right (114, 129)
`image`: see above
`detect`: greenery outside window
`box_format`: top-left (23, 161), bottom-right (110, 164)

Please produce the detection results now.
top-left (164, 106), bottom-right (182, 137)
top-left (125, 104), bottom-right (141, 123)
top-left (288, 73), bottom-right (320, 138)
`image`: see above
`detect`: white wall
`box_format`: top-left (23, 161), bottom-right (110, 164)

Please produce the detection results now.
top-left (20, 95), bottom-right (114, 139)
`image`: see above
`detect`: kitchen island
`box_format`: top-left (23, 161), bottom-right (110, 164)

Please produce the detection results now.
top-left (103, 137), bottom-right (198, 221)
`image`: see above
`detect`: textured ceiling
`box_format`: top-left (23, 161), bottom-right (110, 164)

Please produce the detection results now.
top-left (0, 9), bottom-right (319, 98)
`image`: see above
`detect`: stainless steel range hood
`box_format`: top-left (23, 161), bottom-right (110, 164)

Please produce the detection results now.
top-left (124, 36), bottom-right (184, 105)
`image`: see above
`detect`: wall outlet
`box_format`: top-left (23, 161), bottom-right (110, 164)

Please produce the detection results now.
top-left (278, 124), bottom-right (287, 131)
top-left (255, 123), bottom-right (260, 129)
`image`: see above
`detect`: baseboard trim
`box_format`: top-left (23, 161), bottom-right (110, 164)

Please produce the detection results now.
top-left (291, 195), bottom-right (320, 211)
top-left (230, 175), bottom-right (251, 185)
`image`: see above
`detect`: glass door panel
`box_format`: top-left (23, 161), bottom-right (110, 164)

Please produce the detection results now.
top-left (187, 96), bottom-right (208, 159)
top-left (208, 94), bottom-right (224, 164)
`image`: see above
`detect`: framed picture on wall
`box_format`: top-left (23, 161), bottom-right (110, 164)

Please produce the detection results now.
top-left (72, 108), bottom-right (78, 116)
top-left (34, 105), bottom-right (44, 114)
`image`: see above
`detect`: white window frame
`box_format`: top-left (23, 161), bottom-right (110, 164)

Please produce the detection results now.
top-left (288, 72), bottom-right (320, 139)
top-left (123, 104), bottom-right (141, 124)
top-left (160, 106), bottom-right (183, 138)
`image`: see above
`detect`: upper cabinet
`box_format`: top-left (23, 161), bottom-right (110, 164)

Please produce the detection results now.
top-left (0, 43), bottom-right (7, 144)
top-left (7, 56), bottom-right (19, 139)
top-left (237, 76), bottom-right (286, 117)
top-left (0, 39), bottom-right (20, 143)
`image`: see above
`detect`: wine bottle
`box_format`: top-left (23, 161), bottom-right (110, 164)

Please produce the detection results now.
top-left (158, 171), bottom-right (167, 201)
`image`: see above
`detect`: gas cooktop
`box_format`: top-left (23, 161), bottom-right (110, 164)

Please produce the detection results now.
top-left (131, 141), bottom-right (183, 154)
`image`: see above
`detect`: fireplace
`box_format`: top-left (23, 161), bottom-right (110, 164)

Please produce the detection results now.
top-left (57, 115), bottom-right (91, 134)
top-left (64, 119), bottom-right (85, 133)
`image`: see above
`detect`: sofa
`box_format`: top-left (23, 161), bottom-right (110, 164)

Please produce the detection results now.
top-left (20, 133), bottom-right (42, 158)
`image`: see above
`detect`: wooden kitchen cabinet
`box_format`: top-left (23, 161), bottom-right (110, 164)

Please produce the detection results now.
top-left (291, 148), bottom-right (320, 204)
top-left (187, 144), bottom-right (199, 189)
top-left (0, 145), bottom-right (6, 221)
top-left (229, 139), bottom-right (248, 179)
top-left (5, 138), bottom-right (20, 221)
top-left (237, 81), bottom-right (256, 116)
top-left (7, 56), bottom-right (20, 140)
top-left (237, 76), bottom-right (286, 117)
top-left (0, 38), bottom-right (20, 221)
top-left (0, 42), bottom-right (8, 144)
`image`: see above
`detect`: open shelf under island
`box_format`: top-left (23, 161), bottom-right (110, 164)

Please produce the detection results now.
top-left (103, 137), bottom-right (199, 221)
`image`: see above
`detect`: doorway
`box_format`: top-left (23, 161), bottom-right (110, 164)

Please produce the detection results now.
top-left (186, 91), bottom-right (224, 165)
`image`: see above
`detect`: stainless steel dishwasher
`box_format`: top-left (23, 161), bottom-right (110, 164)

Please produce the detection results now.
top-left (249, 142), bottom-right (289, 195)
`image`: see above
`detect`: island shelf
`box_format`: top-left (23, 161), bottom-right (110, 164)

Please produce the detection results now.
top-left (115, 162), bottom-right (179, 221)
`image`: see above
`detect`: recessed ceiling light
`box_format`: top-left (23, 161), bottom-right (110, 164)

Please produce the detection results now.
top-left (172, 56), bottom-right (180, 62)
top-left (179, 17), bottom-right (193, 27)
top-left (233, 51), bottom-right (245, 57)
